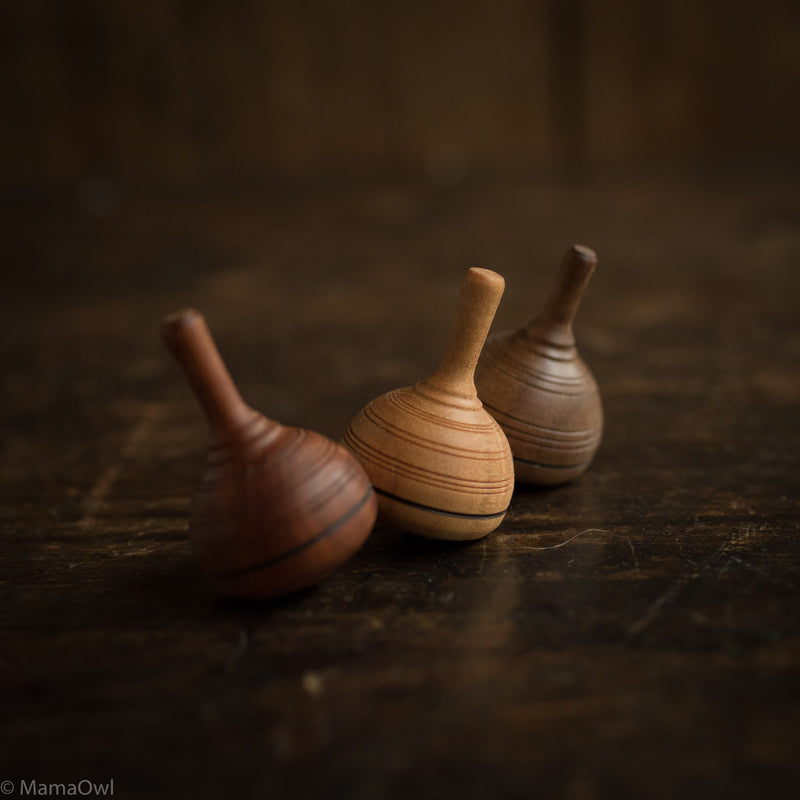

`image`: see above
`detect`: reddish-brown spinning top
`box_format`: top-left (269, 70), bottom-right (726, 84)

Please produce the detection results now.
top-left (162, 309), bottom-right (377, 598)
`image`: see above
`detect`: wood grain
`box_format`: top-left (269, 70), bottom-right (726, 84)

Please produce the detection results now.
top-left (1, 172), bottom-right (799, 799)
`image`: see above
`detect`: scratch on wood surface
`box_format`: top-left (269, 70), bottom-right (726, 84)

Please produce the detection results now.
top-left (628, 526), bottom-right (758, 637)
top-left (79, 402), bottom-right (165, 528)
top-left (520, 528), bottom-right (640, 574)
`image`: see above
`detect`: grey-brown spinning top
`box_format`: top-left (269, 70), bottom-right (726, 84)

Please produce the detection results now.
top-left (474, 245), bottom-right (603, 485)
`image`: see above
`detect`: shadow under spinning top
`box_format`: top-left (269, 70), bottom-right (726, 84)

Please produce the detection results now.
top-left (162, 309), bottom-right (377, 599)
top-left (474, 244), bottom-right (603, 485)
top-left (343, 268), bottom-right (514, 541)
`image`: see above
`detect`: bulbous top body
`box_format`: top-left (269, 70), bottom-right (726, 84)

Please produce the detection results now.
top-left (475, 328), bottom-right (603, 485)
top-left (342, 379), bottom-right (514, 540)
top-left (191, 416), bottom-right (377, 598)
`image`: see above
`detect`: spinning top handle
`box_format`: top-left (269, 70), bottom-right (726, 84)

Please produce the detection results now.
top-left (535, 244), bottom-right (597, 334)
top-left (429, 267), bottom-right (506, 396)
top-left (161, 309), bottom-right (257, 436)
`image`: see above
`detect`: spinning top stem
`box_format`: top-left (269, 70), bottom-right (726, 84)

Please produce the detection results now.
top-left (529, 245), bottom-right (597, 347)
top-left (428, 267), bottom-right (507, 398)
top-left (161, 309), bottom-right (260, 439)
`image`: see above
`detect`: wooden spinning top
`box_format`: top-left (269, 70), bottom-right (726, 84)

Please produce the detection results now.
top-left (162, 309), bottom-right (377, 599)
top-left (342, 268), bottom-right (514, 541)
top-left (474, 245), bottom-right (603, 485)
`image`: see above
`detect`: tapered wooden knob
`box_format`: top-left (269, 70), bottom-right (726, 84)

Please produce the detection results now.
top-left (474, 245), bottom-right (603, 485)
top-left (343, 268), bottom-right (514, 541)
top-left (162, 309), bottom-right (377, 599)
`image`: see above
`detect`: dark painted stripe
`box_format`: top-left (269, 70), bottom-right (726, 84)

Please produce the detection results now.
top-left (482, 400), bottom-right (600, 439)
top-left (513, 455), bottom-right (593, 471)
top-left (374, 487), bottom-right (509, 520)
top-left (207, 486), bottom-right (374, 581)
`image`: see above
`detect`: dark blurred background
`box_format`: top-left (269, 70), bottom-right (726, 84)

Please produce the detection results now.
top-left (2, 0), bottom-right (799, 189)
top-left (3, 6), bottom-right (800, 797)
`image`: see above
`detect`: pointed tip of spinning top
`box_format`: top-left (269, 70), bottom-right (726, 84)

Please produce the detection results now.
top-left (569, 244), bottom-right (597, 264)
top-left (466, 266), bottom-right (505, 291)
top-left (161, 307), bottom-right (203, 339)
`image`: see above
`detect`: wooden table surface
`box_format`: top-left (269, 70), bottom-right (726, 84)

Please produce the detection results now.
top-left (2, 172), bottom-right (799, 799)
